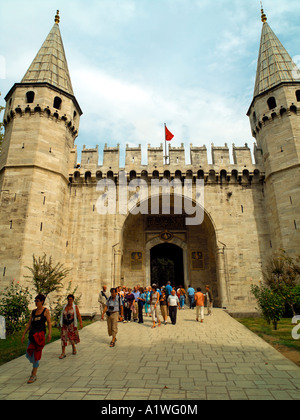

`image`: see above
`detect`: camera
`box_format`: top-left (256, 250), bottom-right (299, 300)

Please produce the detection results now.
top-left (106, 305), bottom-right (115, 317)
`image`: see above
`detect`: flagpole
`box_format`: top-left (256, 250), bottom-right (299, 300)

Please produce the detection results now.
top-left (164, 123), bottom-right (168, 165)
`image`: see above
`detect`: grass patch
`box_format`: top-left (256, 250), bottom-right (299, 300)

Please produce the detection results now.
top-left (0, 320), bottom-right (94, 366)
top-left (236, 317), bottom-right (300, 366)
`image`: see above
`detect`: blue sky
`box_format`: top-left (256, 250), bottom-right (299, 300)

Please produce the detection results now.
top-left (1, 0), bottom-right (300, 165)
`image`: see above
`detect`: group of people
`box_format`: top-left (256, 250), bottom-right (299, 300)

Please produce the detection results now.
top-left (21, 282), bottom-right (213, 384)
top-left (98, 282), bottom-right (213, 348)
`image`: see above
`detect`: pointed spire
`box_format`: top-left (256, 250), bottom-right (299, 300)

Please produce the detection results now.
top-left (21, 11), bottom-right (74, 96)
top-left (253, 13), bottom-right (299, 98)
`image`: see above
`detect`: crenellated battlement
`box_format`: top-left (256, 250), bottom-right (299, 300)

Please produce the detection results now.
top-left (248, 88), bottom-right (300, 139)
top-left (3, 103), bottom-right (79, 139)
top-left (69, 142), bottom-right (265, 185)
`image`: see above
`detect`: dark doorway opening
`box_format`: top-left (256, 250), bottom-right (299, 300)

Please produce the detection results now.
top-left (150, 243), bottom-right (184, 289)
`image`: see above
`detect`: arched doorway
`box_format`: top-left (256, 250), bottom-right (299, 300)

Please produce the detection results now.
top-left (150, 243), bottom-right (184, 289)
top-left (120, 194), bottom-right (225, 307)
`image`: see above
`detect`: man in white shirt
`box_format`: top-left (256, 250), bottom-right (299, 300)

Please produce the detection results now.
top-left (167, 289), bottom-right (180, 325)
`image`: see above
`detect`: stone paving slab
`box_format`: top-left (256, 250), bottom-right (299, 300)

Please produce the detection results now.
top-left (0, 308), bottom-right (300, 400)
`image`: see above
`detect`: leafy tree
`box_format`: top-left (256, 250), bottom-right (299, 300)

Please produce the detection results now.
top-left (0, 281), bottom-right (32, 335)
top-left (24, 254), bottom-right (71, 298)
top-left (251, 283), bottom-right (285, 330)
top-left (263, 251), bottom-right (300, 316)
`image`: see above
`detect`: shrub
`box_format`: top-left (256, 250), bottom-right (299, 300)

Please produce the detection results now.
top-left (251, 284), bottom-right (285, 330)
top-left (263, 251), bottom-right (300, 317)
top-left (0, 282), bottom-right (32, 335)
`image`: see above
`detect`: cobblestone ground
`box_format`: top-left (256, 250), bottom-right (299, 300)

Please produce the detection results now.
top-left (0, 308), bottom-right (300, 400)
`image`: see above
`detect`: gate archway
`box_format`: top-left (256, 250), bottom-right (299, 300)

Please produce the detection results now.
top-left (120, 194), bottom-right (226, 307)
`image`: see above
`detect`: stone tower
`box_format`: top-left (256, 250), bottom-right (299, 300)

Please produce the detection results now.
top-left (247, 8), bottom-right (300, 256)
top-left (0, 11), bottom-right (82, 285)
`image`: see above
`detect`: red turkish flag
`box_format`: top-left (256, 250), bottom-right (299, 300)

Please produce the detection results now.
top-left (165, 125), bottom-right (174, 141)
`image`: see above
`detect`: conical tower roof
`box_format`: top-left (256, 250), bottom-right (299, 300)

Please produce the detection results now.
top-left (21, 11), bottom-right (74, 96)
top-left (254, 18), bottom-right (298, 98)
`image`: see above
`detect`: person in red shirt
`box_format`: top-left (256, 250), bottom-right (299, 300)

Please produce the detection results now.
top-left (194, 287), bottom-right (205, 323)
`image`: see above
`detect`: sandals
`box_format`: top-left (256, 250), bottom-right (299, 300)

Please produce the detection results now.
top-left (59, 353), bottom-right (66, 359)
top-left (27, 375), bottom-right (37, 384)
top-left (109, 338), bottom-right (117, 347)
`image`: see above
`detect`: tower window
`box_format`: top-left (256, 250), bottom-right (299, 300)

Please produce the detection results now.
top-left (130, 171), bottom-right (137, 180)
top-left (53, 96), bottom-right (62, 110)
top-left (267, 97), bottom-right (277, 110)
top-left (296, 90), bottom-right (300, 102)
top-left (107, 171), bottom-right (114, 180)
top-left (26, 91), bottom-right (35, 103)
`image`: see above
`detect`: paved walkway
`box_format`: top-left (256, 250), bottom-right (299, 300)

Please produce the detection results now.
top-left (0, 309), bottom-right (300, 400)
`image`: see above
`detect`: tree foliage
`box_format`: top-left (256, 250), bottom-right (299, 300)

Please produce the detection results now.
top-left (0, 282), bottom-right (32, 335)
top-left (251, 283), bottom-right (285, 330)
top-left (24, 254), bottom-right (71, 297)
top-left (263, 251), bottom-right (300, 317)
top-left (251, 251), bottom-right (300, 329)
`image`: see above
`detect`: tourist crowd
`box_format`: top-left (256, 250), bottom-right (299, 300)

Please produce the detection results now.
top-left (99, 282), bottom-right (213, 347)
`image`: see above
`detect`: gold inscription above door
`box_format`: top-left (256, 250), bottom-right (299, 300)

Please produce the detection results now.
top-left (160, 230), bottom-right (174, 242)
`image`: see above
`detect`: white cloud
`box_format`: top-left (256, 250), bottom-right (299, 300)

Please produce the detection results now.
top-left (73, 61), bottom-right (251, 166)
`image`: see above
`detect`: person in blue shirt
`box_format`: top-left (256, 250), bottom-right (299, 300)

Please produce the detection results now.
top-left (165, 281), bottom-right (173, 298)
top-left (187, 285), bottom-right (195, 309)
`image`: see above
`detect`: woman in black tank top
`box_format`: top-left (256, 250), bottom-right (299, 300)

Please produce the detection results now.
top-left (29, 307), bottom-right (47, 337)
top-left (21, 294), bottom-right (52, 384)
